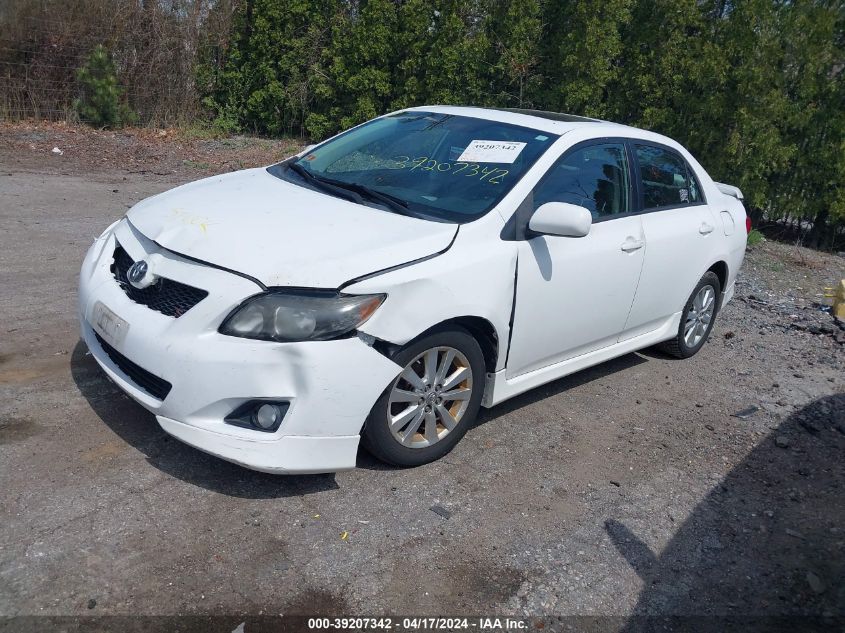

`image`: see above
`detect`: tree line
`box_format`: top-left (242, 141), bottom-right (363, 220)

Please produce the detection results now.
top-left (2, 0), bottom-right (843, 247)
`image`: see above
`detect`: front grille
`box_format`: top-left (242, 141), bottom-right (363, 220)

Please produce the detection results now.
top-left (112, 244), bottom-right (208, 318)
top-left (94, 332), bottom-right (172, 400)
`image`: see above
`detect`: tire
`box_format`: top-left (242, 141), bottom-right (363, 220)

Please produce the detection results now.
top-left (660, 271), bottom-right (721, 359)
top-left (361, 327), bottom-right (486, 467)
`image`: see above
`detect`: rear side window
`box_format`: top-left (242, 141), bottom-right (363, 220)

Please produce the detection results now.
top-left (534, 142), bottom-right (631, 219)
top-left (635, 144), bottom-right (702, 210)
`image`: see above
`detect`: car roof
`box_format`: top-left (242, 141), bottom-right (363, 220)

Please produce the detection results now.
top-left (404, 105), bottom-right (679, 149)
top-left (489, 107), bottom-right (604, 124)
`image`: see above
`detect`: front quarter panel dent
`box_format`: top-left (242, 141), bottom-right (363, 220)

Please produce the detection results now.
top-left (346, 242), bottom-right (517, 372)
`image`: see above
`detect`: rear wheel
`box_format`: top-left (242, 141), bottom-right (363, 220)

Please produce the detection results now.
top-left (661, 271), bottom-right (721, 358)
top-left (362, 328), bottom-right (485, 467)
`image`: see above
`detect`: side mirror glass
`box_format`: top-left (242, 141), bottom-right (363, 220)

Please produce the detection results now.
top-left (528, 202), bottom-right (592, 237)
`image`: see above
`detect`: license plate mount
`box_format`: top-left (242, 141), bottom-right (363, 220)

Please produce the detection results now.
top-left (91, 301), bottom-right (129, 348)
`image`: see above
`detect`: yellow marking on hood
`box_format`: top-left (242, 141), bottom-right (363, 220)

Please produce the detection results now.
top-left (170, 208), bottom-right (215, 234)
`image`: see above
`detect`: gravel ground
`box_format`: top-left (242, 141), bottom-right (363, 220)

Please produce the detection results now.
top-left (0, 127), bottom-right (843, 630)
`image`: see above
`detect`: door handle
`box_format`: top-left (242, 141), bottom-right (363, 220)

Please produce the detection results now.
top-left (620, 238), bottom-right (645, 252)
top-left (699, 222), bottom-right (715, 235)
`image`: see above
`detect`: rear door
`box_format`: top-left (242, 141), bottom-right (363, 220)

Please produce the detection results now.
top-left (506, 140), bottom-right (646, 377)
top-left (621, 143), bottom-right (719, 340)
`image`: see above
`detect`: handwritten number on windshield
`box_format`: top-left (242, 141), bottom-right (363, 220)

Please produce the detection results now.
top-left (390, 156), bottom-right (507, 184)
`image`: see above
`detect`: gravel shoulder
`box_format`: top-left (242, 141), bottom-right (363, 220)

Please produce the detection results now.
top-left (0, 126), bottom-right (843, 625)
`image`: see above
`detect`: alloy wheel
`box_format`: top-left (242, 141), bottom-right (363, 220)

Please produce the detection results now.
top-left (387, 346), bottom-right (474, 448)
top-left (684, 284), bottom-right (716, 348)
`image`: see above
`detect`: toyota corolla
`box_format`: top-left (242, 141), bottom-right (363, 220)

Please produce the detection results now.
top-left (79, 106), bottom-right (748, 473)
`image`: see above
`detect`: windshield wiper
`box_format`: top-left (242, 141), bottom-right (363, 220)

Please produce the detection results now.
top-left (288, 161), bottom-right (413, 217)
top-left (326, 180), bottom-right (412, 217)
top-left (287, 162), bottom-right (364, 205)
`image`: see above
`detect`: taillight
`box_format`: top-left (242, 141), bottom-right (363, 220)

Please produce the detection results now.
top-left (745, 217), bottom-right (752, 234)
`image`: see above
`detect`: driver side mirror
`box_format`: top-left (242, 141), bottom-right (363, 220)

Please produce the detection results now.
top-left (528, 202), bottom-right (592, 238)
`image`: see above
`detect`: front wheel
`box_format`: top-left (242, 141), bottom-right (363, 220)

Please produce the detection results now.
top-left (660, 271), bottom-right (721, 358)
top-left (361, 327), bottom-right (486, 467)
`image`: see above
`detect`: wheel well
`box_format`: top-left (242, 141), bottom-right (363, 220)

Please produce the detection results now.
top-left (448, 316), bottom-right (499, 373)
top-left (369, 317), bottom-right (500, 373)
top-left (708, 261), bottom-right (728, 292)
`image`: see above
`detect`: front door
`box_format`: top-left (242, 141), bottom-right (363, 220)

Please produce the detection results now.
top-left (507, 141), bottom-right (646, 378)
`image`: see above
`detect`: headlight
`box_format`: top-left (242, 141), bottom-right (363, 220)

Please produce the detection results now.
top-left (219, 290), bottom-right (386, 342)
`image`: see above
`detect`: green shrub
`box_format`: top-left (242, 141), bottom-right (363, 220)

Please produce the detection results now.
top-left (73, 45), bottom-right (136, 128)
top-left (747, 229), bottom-right (765, 247)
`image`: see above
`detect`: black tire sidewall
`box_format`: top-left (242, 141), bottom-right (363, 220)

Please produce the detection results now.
top-left (676, 271), bottom-right (721, 358)
top-left (362, 327), bottom-right (486, 467)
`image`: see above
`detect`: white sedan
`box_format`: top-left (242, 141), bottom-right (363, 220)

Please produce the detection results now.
top-left (79, 106), bottom-right (748, 473)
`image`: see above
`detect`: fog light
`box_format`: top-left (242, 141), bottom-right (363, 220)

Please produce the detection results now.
top-left (224, 400), bottom-right (289, 432)
top-left (254, 404), bottom-right (281, 430)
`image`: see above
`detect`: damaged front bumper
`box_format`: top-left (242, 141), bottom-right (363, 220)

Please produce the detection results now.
top-left (78, 221), bottom-right (402, 473)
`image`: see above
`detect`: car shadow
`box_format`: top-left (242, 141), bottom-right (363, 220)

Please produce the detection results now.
top-left (475, 351), bottom-right (648, 425)
top-left (69, 339), bottom-right (338, 498)
top-left (355, 352), bottom-right (650, 472)
top-left (636, 346), bottom-right (678, 361)
top-left (609, 393), bottom-right (845, 632)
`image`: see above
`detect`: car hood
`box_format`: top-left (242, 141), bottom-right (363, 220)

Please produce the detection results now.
top-left (126, 168), bottom-right (457, 288)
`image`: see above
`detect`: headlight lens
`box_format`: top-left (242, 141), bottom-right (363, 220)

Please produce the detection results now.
top-left (219, 290), bottom-right (386, 342)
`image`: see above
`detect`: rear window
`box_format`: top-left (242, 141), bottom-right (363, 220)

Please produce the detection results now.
top-left (635, 144), bottom-right (703, 210)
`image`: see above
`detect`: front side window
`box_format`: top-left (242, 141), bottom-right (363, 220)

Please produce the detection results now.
top-left (636, 144), bottom-right (702, 210)
top-left (533, 142), bottom-right (631, 219)
top-left (271, 111), bottom-right (558, 223)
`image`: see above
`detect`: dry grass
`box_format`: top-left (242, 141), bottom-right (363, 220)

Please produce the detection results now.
top-left (0, 119), bottom-right (302, 178)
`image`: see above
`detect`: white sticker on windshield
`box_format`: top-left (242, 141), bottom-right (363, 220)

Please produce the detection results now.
top-left (457, 140), bottom-right (527, 164)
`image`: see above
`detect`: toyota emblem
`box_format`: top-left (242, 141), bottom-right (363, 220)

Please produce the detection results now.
top-left (127, 260), bottom-right (155, 289)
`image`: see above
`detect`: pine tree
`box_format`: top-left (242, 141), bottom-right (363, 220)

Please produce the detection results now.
top-left (537, 0), bottom-right (633, 117)
top-left (710, 0), bottom-right (793, 214)
top-left (318, 0), bottom-right (401, 134)
top-left (212, 0), bottom-right (338, 136)
top-left (487, 0), bottom-right (543, 107)
top-left (429, 0), bottom-right (489, 104)
top-left (774, 1), bottom-right (845, 246)
top-left (74, 45), bottom-right (136, 128)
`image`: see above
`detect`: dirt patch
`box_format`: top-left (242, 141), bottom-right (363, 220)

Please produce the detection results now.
top-left (79, 440), bottom-right (129, 463)
top-left (0, 354), bottom-right (73, 385)
top-left (451, 562), bottom-right (526, 607)
top-left (0, 368), bottom-right (44, 384)
top-left (0, 120), bottom-right (303, 181)
top-left (282, 588), bottom-right (350, 615)
top-left (0, 417), bottom-right (42, 444)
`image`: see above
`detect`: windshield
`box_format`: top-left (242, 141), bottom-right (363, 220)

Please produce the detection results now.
top-left (271, 111), bottom-right (558, 223)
